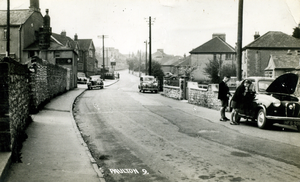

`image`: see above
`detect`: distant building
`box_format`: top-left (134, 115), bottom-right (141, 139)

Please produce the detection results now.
top-left (75, 35), bottom-right (97, 77)
top-left (189, 34), bottom-right (236, 82)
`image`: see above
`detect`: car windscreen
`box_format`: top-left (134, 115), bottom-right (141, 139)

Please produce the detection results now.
top-left (90, 76), bottom-right (101, 81)
top-left (77, 72), bottom-right (85, 77)
top-left (258, 80), bottom-right (272, 92)
top-left (144, 77), bottom-right (154, 81)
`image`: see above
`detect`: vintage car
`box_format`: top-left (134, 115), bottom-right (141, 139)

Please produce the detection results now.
top-left (77, 72), bottom-right (88, 84)
top-left (138, 75), bottom-right (159, 93)
top-left (231, 73), bottom-right (300, 131)
top-left (164, 72), bottom-right (178, 80)
top-left (87, 75), bottom-right (104, 90)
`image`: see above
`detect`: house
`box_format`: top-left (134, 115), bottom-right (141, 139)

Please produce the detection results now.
top-left (0, 0), bottom-right (44, 63)
top-left (189, 33), bottom-right (236, 82)
top-left (24, 29), bottom-right (79, 89)
top-left (75, 35), bottom-right (97, 77)
top-left (173, 55), bottom-right (193, 77)
top-left (264, 51), bottom-right (300, 78)
top-left (242, 31), bottom-right (300, 78)
top-left (152, 49), bottom-right (181, 73)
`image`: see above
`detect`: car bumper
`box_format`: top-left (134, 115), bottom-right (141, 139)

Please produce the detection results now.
top-left (266, 115), bottom-right (300, 121)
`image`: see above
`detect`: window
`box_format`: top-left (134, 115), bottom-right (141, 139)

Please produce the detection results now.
top-left (28, 51), bottom-right (35, 58)
top-left (89, 50), bottom-right (93, 57)
top-left (225, 54), bottom-right (232, 60)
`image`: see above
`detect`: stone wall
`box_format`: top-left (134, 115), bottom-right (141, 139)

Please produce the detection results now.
top-left (163, 85), bottom-right (182, 100)
top-left (0, 57), bottom-right (68, 162)
top-left (188, 88), bottom-right (221, 110)
top-left (29, 58), bottom-right (67, 112)
top-left (163, 83), bottom-right (221, 110)
top-left (0, 58), bottom-right (31, 162)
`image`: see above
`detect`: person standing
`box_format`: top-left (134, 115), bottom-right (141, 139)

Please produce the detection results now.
top-left (230, 79), bottom-right (253, 125)
top-left (218, 76), bottom-right (231, 121)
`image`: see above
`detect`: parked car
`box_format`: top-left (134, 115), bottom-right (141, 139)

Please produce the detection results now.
top-left (164, 72), bottom-right (178, 80)
top-left (77, 72), bottom-right (88, 84)
top-left (138, 75), bottom-right (159, 93)
top-left (231, 73), bottom-right (300, 131)
top-left (87, 75), bottom-right (104, 90)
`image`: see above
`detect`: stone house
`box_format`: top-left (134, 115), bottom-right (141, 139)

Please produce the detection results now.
top-left (189, 33), bottom-right (236, 82)
top-left (23, 23), bottom-right (78, 90)
top-left (242, 31), bottom-right (300, 78)
top-left (0, 0), bottom-right (44, 63)
top-left (75, 36), bottom-right (97, 77)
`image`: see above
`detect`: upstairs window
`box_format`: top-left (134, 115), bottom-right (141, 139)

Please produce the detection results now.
top-left (225, 54), bottom-right (232, 60)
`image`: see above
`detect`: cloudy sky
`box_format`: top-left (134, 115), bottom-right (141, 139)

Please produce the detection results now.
top-left (0, 0), bottom-right (299, 56)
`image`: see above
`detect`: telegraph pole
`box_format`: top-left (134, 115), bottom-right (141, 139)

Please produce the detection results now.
top-left (144, 40), bottom-right (147, 75)
top-left (6, 0), bottom-right (10, 57)
top-left (146, 16), bottom-right (155, 75)
top-left (236, 0), bottom-right (243, 81)
top-left (98, 35), bottom-right (108, 80)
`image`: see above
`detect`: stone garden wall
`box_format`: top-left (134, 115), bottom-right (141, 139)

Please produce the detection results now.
top-left (163, 82), bottom-right (221, 110)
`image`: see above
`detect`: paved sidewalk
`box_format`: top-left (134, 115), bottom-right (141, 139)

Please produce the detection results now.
top-left (0, 79), bottom-right (118, 182)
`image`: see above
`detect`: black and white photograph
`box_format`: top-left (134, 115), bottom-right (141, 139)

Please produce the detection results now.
top-left (0, 0), bottom-right (300, 181)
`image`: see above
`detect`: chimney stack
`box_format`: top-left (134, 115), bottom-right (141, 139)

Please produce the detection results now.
top-left (29, 0), bottom-right (40, 12)
top-left (74, 34), bottom-right (78, 41)
top-left (61, 30), bottom-right (66, 37)
top-left (254, 32), bottom-right (260, 40)
top-left (212, 33), bottom-right (226, 41)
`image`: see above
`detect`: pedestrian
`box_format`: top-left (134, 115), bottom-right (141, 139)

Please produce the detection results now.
top-left (230, 79), bottom-right (253, 125)
top-left (218, 75), bottom-right (231, 121)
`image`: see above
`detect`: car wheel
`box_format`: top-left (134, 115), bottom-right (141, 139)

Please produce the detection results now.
top-left (231, 110), bottom-right (241, 123)
top-left (143, 90), bottom-right (145, 93)
top-left (155, 90), bottom-right (158, 93)
top-left (257, 109), bottom-right (270, 129)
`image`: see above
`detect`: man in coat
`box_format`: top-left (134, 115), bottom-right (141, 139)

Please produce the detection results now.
top-left (218, 76), bottom-right (231, 121)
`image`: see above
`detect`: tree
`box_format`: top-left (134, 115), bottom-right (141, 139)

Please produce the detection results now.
top-left (150, 60), bottom-right (165, 91)
top-left (204, 58), bottom-right (236, 83)
top-left (204, 58), bottom-right (220, 83)
top-left (292, 26), bottom-right (300, 39)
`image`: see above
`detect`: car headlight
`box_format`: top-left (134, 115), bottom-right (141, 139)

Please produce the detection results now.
top-left (272, 99), bottom-right (281, 107)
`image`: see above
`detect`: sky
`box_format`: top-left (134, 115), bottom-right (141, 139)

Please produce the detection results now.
top-left (0, 0), bottom-right (300, 56)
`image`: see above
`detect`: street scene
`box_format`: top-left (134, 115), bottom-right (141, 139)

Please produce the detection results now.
top-left (73, 70), bottom-right (300, 182)
top-left (1, 0), bottom-right (300, 182)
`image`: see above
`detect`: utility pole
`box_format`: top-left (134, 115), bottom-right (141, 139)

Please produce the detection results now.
top-left (6, 0), bottom-right (10, 57)
top-left (144, 40), bottom-right (147, 75)
top-left (98, 35), bottom-right (108, 80)
top-left (236, 0), bottom-right (243, 81)
top-left (146, 16), bottom-right (155, 75)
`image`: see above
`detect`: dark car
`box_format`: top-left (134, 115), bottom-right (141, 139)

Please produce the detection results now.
top-left (164, 72), bottom-right (178, 80)
top-left (231, 73), bottom-right (300, 131)
top-left (138, 75), bottom-right (159, 93)
top-left (87, 75), bottom-right (104, 90)
top-left (77, 72), bottom-right (88, 84)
